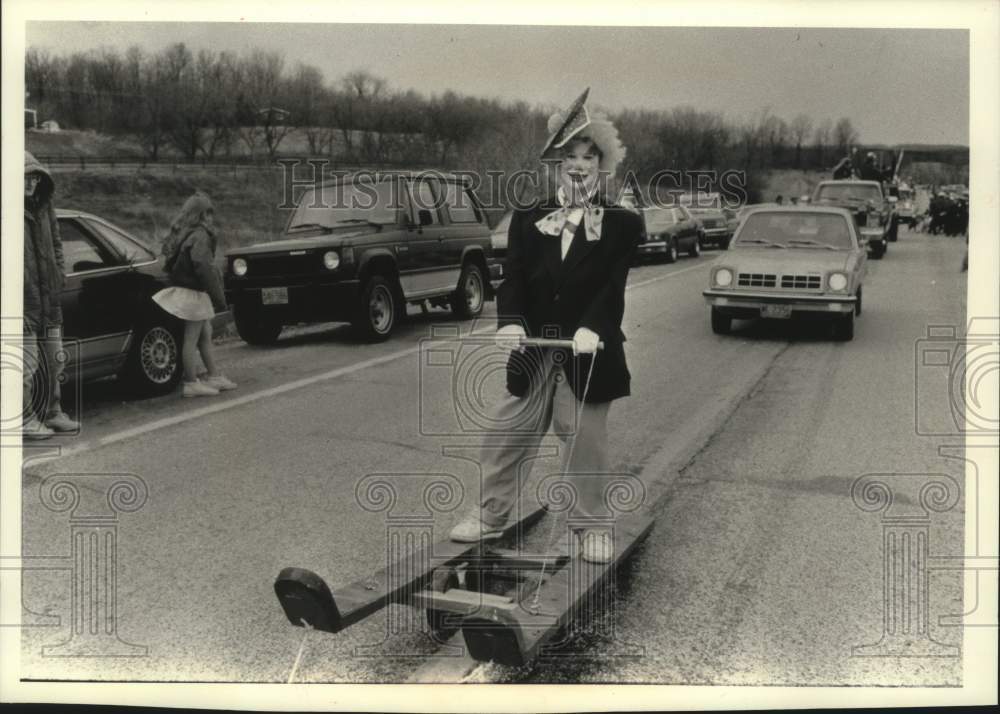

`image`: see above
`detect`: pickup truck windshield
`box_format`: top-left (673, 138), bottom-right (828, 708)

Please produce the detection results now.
top-left (289, 179), bottom-right (398, 230)
top-left (736, 212), bottom-right (854, 250)
top-left (813, 184), bottom-right (882, 204)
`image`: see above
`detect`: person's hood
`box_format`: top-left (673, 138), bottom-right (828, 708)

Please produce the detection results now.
top-left (24, 151), bottom-right (55, 204)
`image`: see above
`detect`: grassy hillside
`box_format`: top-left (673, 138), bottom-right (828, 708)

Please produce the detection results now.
top-left (54, 169), bottom-right (290, 253)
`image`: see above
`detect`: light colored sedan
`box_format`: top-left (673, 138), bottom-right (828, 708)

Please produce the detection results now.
top-left (702, 206), bottom-right (867, 341)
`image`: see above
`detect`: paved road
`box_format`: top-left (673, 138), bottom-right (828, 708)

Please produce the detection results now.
top-left (18, 228), bottom-right (969, 684)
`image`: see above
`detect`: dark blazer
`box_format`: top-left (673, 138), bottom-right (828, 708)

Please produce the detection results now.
top-left (497, 195), bottom-right (642, 404)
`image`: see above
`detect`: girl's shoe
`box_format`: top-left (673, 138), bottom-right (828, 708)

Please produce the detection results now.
top-left (204, 375), bottom-right (237, 391)
top-left (182, 380), bottom-right (219, 398)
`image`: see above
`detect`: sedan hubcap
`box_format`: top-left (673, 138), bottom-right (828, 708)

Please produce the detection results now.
top-left (140, 327), bottom-right (177, 384)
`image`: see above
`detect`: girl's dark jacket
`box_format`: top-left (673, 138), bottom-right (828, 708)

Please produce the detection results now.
top-left (165, 226), bottom-right (228, 314)
top-left (497, 195), bottom-right (642, 404)
top-left (23, 153), bottom-right (64, 333)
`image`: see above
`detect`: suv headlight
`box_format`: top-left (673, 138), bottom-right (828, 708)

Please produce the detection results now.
top-left (714, 268), bottom-right (733, 287)
top-left (323, 251), bottom-right (340, 270)
top-left (828, 272), bottom-right (848, 291)
top-left (232, 258), bottom-right (248, 276)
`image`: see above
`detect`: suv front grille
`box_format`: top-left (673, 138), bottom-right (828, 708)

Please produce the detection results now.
top-left (780, 274), bottom-right (822, 290)
top-left (248, 253), bottom-right (320, 277)
top-left (738, 272), bottom-right (776, 288)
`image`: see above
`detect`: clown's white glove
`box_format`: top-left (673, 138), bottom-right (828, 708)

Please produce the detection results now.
top-left (572, 327), bottom-right (600, 356)
top-left (495, 324), bottom-right (526, 352)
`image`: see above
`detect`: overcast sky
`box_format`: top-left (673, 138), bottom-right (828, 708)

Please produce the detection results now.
top-left (26, 22), bottom-right (969, 146)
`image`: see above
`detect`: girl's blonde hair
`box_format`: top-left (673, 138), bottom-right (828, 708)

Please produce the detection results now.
top-left (161, 192), bottom-right (215, 260)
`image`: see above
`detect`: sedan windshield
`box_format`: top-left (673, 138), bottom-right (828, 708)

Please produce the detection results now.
top-left (735, 212), bottom-right (854, 250)
top-left (813, 184), bottom-right (882, 204)
top-left (289, 178), bottom-right (398, 231)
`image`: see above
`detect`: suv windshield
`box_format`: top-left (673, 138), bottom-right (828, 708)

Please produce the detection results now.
top-left (813, 184), bottom-right (882, 204)
top-left (289, 178), bottom-right (398, 231)
top-left (735, 212), bottom-right (854, 250)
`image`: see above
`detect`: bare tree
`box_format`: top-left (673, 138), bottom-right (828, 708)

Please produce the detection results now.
top-left (813, 118), bottom-right (832, 168)
top-left (833, 117), bottom-right (859, 157)
top-left (237, 50), bottom-right (293, 160)
top-left (789, 113), bottom-right (813, 168)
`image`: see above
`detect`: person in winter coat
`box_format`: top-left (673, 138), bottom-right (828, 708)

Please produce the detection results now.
top-left (23, 151), bottom-right (80, 440)
top-left (832, 156), bottom-right (853, 180)
top-left (447, 89), bottom-right (642, 564)
top-left (153, 192), bottom-right (236, 397)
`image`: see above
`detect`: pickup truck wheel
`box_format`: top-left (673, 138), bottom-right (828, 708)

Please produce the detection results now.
top-left (689, 239), bottom-right (702, 258)
top-left (665, 239), bottom-right (678, 264)
top-left (711, 307), bottom-right (731, 335)
top-left (450, 262), bottom-right (485, 319)
top-left (234, 304), bottom-right (282, 345)
top-left (833, 312), bottom-right (855, 341)
top-left (122, 309), bottom-right (183, 395)
top-left (354, 275), bottom-right (396, 342)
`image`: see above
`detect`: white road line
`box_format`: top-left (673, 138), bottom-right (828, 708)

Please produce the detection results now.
top-left (26, 260), bottom-right (710, 467)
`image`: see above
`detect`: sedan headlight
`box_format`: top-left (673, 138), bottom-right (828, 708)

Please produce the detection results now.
top-left (714, 268), bottom-right (733, 287)
top-left (323, 251), bottom-right (340, 270)
top-left (232, 258), bottom-right (248, 276)
top-left (828, 272), bottom-right (848, 291)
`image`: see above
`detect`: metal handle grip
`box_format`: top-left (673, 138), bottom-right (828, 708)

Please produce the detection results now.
top-left (514, 337), bottom-right (605, 350)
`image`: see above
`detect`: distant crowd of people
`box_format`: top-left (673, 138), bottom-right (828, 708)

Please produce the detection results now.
top-left (925, 191), bottom-right (968, 237)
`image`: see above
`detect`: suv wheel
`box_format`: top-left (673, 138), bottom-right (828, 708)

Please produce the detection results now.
top-left (690, 239), bottom-right (702, 258)
top-left (354, 275), bottom-right (397, 342)
top-left (122, 309), bottom-right (183, 395)
top-left (450, 262), bottom-right (485, 319)
top-left (711, 307), bottom-right (731, 335)
top-left (234, 304), bottom-right (283, 345)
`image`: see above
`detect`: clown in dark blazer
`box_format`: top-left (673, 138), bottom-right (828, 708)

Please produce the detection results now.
top-left (449, 88), bottom-right (643, 564)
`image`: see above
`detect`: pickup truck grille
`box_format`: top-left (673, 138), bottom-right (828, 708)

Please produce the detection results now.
top-left (780, 274), bottom-right (822, 290)
top-left (738, 272), bottom-right (822, 290)
top-left (738, 272), bottom-right (776, 288)
top-left (247, 253), bottom-right (319, 277)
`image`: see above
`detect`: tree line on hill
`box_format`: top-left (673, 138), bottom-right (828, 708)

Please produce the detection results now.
top-left (27, 42), bottom-right (872, 200)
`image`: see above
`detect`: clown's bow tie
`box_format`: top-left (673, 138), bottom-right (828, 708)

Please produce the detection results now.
top-left (534, 186), bottom-right (604, 247)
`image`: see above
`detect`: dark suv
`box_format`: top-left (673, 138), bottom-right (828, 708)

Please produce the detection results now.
top-left (225, 172), bottom-right (494, 343)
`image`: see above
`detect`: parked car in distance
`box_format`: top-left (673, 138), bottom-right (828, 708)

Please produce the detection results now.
top-left (225, 172), bottom-right (495, 344)
top-left (678, 192), bottom-right (732, 249)
top-left (53, 209), bottom-right (183, 395)
top-left (702, 206), bottom-right (867, 341)
top-left (810, 180), bottom-right (890, 259)
top-left (631, 204), bottom-right (703, 262)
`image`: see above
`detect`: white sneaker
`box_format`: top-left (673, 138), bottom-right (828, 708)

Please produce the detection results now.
top-left (203, 374), bottom-right (237, 391)
top-left (45, 411), bottom-right (80, 432)
top-left (182, 380), bottom-right (219, 398)
top-left (449, 514), bottom-right (506, 543)
top-left (23, 416), bottom-right (54, 440)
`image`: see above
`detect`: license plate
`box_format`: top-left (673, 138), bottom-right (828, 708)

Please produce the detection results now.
top-left (761, 304), bottom-right (792, 319)
top-left (262, 287), bottom-right (288, 305)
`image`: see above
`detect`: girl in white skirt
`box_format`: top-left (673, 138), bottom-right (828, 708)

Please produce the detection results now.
top-left (154, 192), bottom-right (237, 397)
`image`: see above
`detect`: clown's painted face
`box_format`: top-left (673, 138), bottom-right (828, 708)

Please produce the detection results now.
top-left (558, 138), bottom-right (602, 203)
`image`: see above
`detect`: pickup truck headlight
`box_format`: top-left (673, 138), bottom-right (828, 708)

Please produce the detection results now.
top-left (828, 272), bottom-right (848, 291)
top-left (232, 258), bottom-right (248, 276)
top-left (714, 268), bottom-right (733, 287)
top-left (323, 251), bottom-right (340, 270)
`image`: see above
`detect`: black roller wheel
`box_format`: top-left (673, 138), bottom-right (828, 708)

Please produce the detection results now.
top-left (353, 275), bottom-right (398, 342)
top-left (233, 303), bottom-right (282, 346)
top-left (426, 567), bottom-right (460, 643)
top-left (122, 309), bottom-right (183, 396)
top-left (449, 262), bottom-right (485, 319)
